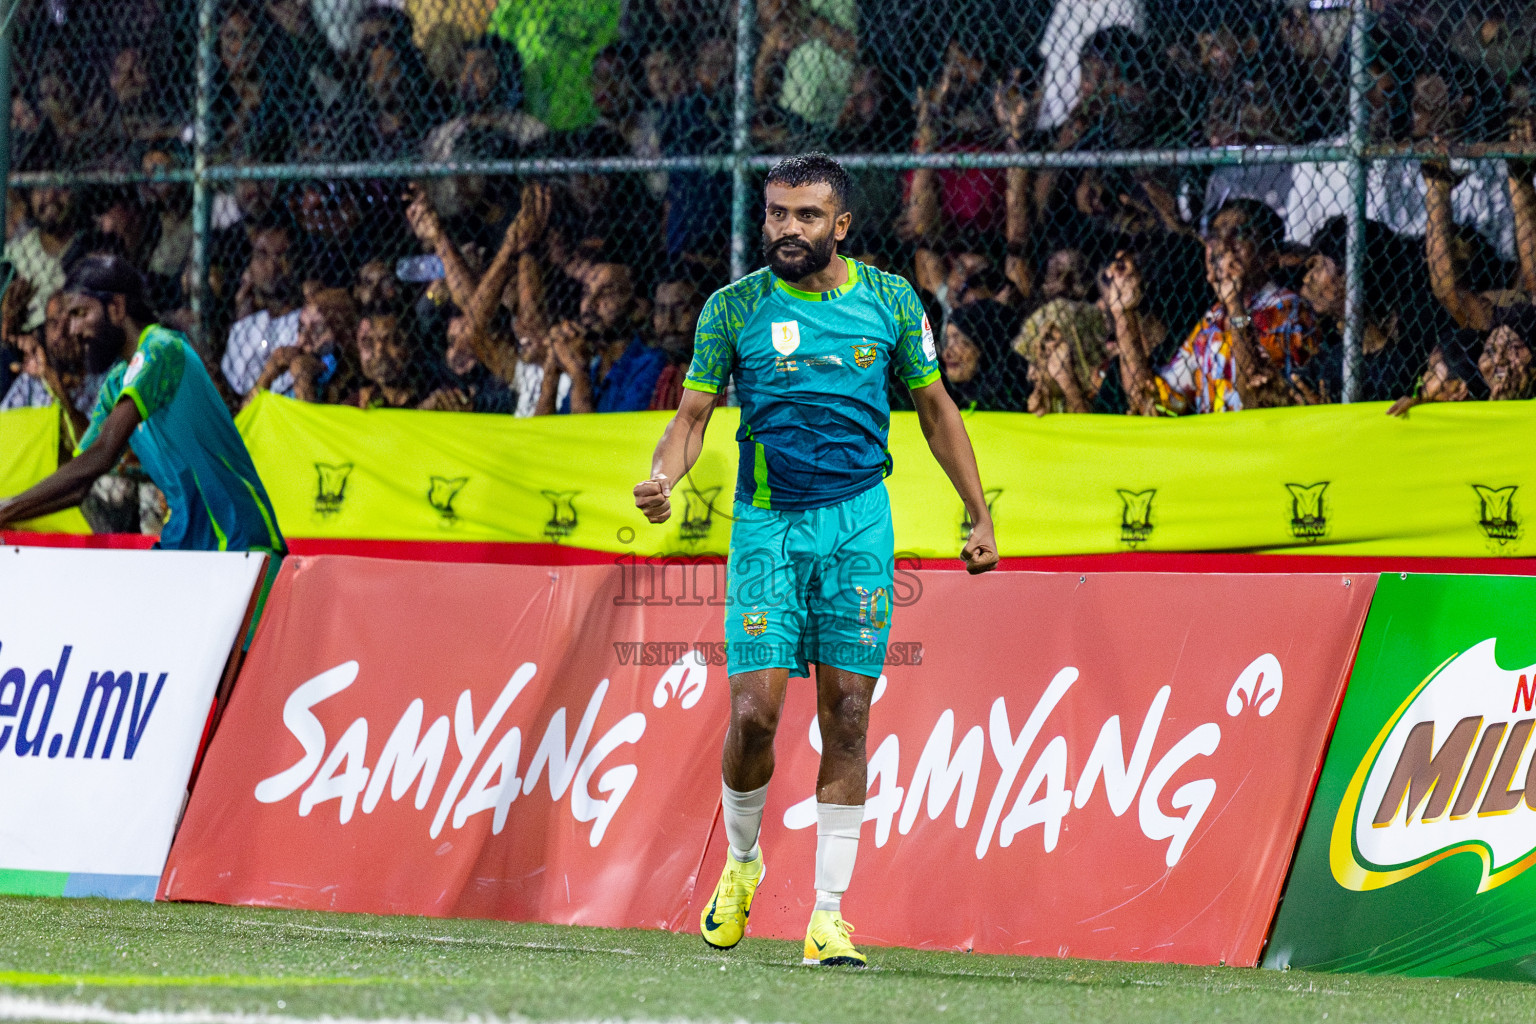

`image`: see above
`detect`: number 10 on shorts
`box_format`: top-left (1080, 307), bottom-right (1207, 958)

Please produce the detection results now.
top-left (855, 587), bottom-right (890, 629)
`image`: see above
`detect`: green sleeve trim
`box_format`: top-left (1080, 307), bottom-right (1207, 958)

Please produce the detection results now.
top-left (682, 379), bottom-right (721, 395)
top-left (58, 404), bottom-right (82, 454)
top-left (119, 386), bottom-right (152, 423)
top-left (220, 453), bottom-right (285, 553)
top-left (189, 467), bottom-right (230, 552)
top-left (904, 368), bottom-right (943, 389)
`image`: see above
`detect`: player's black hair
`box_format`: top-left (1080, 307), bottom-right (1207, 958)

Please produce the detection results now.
top-left (764, 152), bottom-right (853, 215)
top-left (64, 254), bottom-right (157, 324)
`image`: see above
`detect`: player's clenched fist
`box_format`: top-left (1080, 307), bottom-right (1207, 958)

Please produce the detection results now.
top-left (634, 473), bottom-right (671, 523)
top-left (961, 520), bottom-right (1000, 575)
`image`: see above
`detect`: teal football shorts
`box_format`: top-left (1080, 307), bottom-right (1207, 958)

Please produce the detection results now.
top-left (724, 482), bottom-right (895, 680)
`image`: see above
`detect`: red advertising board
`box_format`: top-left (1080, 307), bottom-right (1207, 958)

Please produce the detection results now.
top-left (162, 556), bottom-right (729, 928)
top-left (164, 558), bottom-right (1375, 966)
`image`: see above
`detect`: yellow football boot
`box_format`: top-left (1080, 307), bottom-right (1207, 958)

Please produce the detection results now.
top-left (699, 851), bottom-right (764, 949)
top-left (801, 909), bottom-right (867, 967)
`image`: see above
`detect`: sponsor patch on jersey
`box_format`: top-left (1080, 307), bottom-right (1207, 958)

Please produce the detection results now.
top-left (124, 351), bottom-right (146, 386)
top-left (771, 320), bottom-right (801, 356)
top-left (852, 343), bottom-right (877, 369)
top-left (920, 315), bottom-right (937, 362)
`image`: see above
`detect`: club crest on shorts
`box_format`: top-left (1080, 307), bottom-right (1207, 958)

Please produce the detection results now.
top-left (771, 320), bottom-right (801, 355)
top-left (852, 343), bottom-right (877, 369)
top-left (742, 612), bottom-right (768, 637)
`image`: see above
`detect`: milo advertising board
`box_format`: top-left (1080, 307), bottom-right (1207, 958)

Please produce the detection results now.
top-left (1265, 574), bottom-right (1536, 980)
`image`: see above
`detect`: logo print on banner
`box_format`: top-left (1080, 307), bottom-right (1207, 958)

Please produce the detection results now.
top-left (251, 653), bottom-right (711, 847)
top-left (1118, 489), bottom-right (1157, 547)
top-left (428, 476), bottom-right (468, 524)
top-left (680, 486), bottom-right (721, 545)
top-left (1474, 484), bottom-right (1520, 545)
top-left (1286, 482), bottom-right (1330, 542)
top-left (960, 489), bottom-right (1002, 543)
top-left (1332, 637), bottom-right (1536, 895)
top-left (314, 463), bottom-right (353, 517)
top-left (771, 320), bottom-right (801, 356)
top-left (778, 653), bottom-right (1286, 866)
top-left (542, 490), bottom-right (579, 542)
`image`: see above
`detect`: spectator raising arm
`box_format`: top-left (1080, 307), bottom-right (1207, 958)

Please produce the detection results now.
top-left (1509, 145), bottom-right (1536, 301)
top-left (404, 185), bottom-right (472, 312)
top-left (1210, 242), bottom-right (1276, 409)
top-left (515, 250), bottom-right (549, 347)
top-left (536, 321), bottom-right (594, 415)
top-left (902, 86), bottom-right (944, 301)
top-left (465, 186), bottom-right (553, 384)
top-left (1423, 161), bottom-right (1495, 331)
top-left (405, 181), bottom-right (549, 323)
top-left (1100, 252), bottom-right (1159, 417)
top-left (468, 184), bottom-right (552, 330)
top-left (995, 70), bottom-right (1035, 304)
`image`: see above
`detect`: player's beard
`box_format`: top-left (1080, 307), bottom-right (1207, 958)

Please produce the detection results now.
top-left (764, 230), bottom-right (835, 282)
top-left (83, 320), bottom-right (128, 375)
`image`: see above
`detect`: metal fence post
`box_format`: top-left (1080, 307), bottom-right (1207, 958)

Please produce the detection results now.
top-left (1342, 1), bottom-right (1371, 403)
top-left (728, 0), bottom-right (755, 282)
top-left (190, 0), bottom-right (216, 354)
top-left (0, 0), bottom-right (13, 279)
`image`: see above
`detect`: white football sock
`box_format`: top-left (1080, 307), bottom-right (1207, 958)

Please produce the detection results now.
top-left (722, 779), bottom-right (768, 863)
top-left (814, 802), bottom-right (864, 912)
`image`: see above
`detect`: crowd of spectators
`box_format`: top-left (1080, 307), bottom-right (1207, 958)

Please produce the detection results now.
top-left (7, 0), bottom-right (1536, 434)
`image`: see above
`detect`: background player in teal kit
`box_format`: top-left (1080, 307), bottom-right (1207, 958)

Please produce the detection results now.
top-left (0, 254), bottom-right (284, 558)
top-left (634, 154), bottom-right (997, 968)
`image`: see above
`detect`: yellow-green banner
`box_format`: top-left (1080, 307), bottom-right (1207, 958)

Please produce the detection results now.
top-left (8, 393), bottom-right (1536, 558)
top-left (0, 407), bottom-right (89, 534)
top-left (231, 393), bottom-right (1536, 558)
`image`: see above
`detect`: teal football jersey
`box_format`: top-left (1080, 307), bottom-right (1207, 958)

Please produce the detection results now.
top-left (76, 324), bottom-right (285, 553)
top-left (684, 257), bottom-right (941, 510)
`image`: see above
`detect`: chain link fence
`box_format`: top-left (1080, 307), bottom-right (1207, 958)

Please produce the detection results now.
top-left (4, 0), bottom-right (1536, 472)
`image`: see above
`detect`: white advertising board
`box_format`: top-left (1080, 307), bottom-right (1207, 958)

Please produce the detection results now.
top-left (0, 547), bottom-right (263, 898)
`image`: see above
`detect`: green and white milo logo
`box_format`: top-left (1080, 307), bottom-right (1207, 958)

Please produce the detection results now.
top-left (1333, 639), bottom-right (1536, 894)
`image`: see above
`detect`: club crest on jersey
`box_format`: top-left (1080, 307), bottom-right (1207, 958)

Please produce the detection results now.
top-left (771, 320), bottom-right (801, 355)
top-left (921, 315), bottom-right (937, 361)
top-left (742, 612), bottom-right (768, 637)
top-left (852, 343), bottom-right (877, 369)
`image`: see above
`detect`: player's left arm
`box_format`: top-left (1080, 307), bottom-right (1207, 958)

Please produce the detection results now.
top-left (886, 274), bottom-right (998, 573)
top-left (910, 381), bottom-right (998, 574)
top-left (0, 397), bottom-right (140, 528)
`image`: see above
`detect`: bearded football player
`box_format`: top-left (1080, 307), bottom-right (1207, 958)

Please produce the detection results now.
top-left (634, 153), bottom-right (998, 966)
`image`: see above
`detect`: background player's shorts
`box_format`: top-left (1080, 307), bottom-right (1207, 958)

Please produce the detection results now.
top-left (724, 483), bottom-right (895, 680)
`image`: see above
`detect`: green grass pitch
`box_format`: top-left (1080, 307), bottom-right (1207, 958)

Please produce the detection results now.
top-left (1, 897), bottom-right (1535, 1023)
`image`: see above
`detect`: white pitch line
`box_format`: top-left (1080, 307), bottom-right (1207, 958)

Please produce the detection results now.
top-left (0, 996), bottom-right (775, 1024)
top-left (239, 920), bottom-right (642, 958)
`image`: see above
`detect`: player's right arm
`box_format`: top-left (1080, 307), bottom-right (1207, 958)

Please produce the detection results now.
top-left (635, 289), bottom-right (737, 523)
top-left (0, 397), bottom-right (139, 528)
top-left (635, 389), bottom-right (718, 523)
